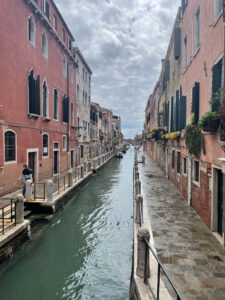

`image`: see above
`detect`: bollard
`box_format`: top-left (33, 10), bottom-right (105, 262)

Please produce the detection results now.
top-left (135, 194), bottom-right (143, 224)
top-left (16, 194), bottom-right (24, 224)
top-left (81, 166), bottom-right (84, 178)
top-left (25, 180), bottom-right (32, 201)
top-left (135, 179), bottom-right (141, 196)
top-left (142, 155), bottom-right (145, 164)
top-left (136, 228), bottom-right (150, 278)
top-left (68, 169), bottom-right (72, 187)
top-left (135, 172), bottom-right (139, 180)
top-left (47, 180), bottom-right (54, 202)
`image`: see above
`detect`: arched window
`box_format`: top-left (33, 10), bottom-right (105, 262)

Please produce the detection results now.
top-left (42, 80), bottom-right (48, 117)
top-left (42, 134), bottom-right (49, 157)
top-left (53, 89), bottom-right (58, 120)
top-left (28, 15), bottom-right (35, 45)
top-left (42, 31), bottom-right (48, 58)
top-left (5, 131), bottom-right (16, 162)
top-left (63, 57), bottom-right (67, 77)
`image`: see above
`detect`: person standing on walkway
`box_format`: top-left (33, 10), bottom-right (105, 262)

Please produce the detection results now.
top-left (20, 164), bottom-right (33, 197)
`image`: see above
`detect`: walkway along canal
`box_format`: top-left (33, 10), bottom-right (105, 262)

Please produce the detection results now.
top-left (0, 149), bottom-right (134, 300)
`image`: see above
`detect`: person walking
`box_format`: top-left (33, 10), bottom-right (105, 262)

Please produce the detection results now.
top-left (20, 164), bottom-right (33, 197)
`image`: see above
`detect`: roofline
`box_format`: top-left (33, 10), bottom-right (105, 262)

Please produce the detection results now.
top-left (50, 0), bottom-right (75, 41)
top-left (75, 47), bottom-right (93, 75)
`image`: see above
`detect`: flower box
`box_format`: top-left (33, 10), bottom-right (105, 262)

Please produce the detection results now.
top-left (202, 119), bottom-right (219, 132)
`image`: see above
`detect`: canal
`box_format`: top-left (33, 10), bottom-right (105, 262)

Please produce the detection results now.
top-left (0, 148), bottom-right (134, 300)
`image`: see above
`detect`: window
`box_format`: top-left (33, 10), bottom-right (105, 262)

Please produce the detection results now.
top-left (28, 70), bottom-right (40, 115)
top-left (183, 157), bottom-right (187, 175)
top-left (45, 1), bottom-right (50, 20)
top-left (42, 81), bottom-right (48, 117)
top-left (28, 15), bottom-right (35, 46)
top-left (214, 0), bottom-right (223, 21)
top-left (177, 152), bottom-right (181, 174)
top-left (62, 28), bottom-right (65, 43)
top-left (191, 82), bottom-right (200, 124)
top-left (183, 35), bottom-right (187, 70)
top-left (71, 102), bottom-right (74, 126)
top-left (83, 91), bottom-right (85, 105)
top-left (42, 31), bottom-right (48, 58)
top-left (172, 150), bottom-right (175, 169)
top-left (194, 6), bottom-right (200, 52)
top-left (193, 160), bottom-right (200, 183)
top-left (53, 89), bottom-right (58, 120)
top-left (181, 0), bottom-right (188, 16)
top-left (68, 37), bottom-right (72, 50)
top-left (5, 131), bottom-right (16, 162)
top-left (62, 135), bottom-right (67, 150)
top-left (80, 145), bottom-right (84, 158)
top-left (62, 96), bottom-right (69, 123)
top-left (83, 68), bottom-right (85, 81)
top-left (71, 67), bottom-right (74, 84)
top-left (53, 15), bottom-right (57, 30)
top-left (77, 84), bottom-right (79, 100)
top-left (63, 57), bottom-right (67, 77)
top-left (42, 134), bottom-right (49, 157)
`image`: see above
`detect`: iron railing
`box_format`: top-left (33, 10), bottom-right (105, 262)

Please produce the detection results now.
top-left (144, 238), bottom-right (182, 300)
top-left (0, 198), bottom-right (16, 235)
top-left (33, 183), bottom-right (46, 200)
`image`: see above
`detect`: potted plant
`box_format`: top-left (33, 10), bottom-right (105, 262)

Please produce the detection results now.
top-left (198, 111), bottom-right (220, 132)
top-left (185, 114), bottom-right (203, 157)
top-left (210, 88), bottom-right (225, 116)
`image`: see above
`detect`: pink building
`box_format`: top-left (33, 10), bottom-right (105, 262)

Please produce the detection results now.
top-left (0, 0), bottom-right (77, 196)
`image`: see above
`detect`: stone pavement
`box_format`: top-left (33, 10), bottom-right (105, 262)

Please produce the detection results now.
top-left (138, 149), bottom-right (225, 300)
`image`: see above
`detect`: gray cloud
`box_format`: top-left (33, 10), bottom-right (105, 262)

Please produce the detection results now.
top-left (55, 0), bottom-right (180, 138)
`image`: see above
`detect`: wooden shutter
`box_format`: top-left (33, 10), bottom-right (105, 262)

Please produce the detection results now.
top-left (174, 28), bottom-right (181, 60)
top-left (170, 97), bottom-right (174, 132)
top-left (35, 75), bottom-right (40, 115)
top-left (29, 71), bottom-right (35, 114)
top-left (194, 82), bottom-right (200, 124)
top-left (180, 96), bottom-right (187, 130)
top-left (63, 96), bottom-right (69, 123)
top-left (165, 60), bottom-right (170, 82)
top-left (212, 59), bottom-right (222, 111)
top-left (176, 90), bottom-right (180, 131)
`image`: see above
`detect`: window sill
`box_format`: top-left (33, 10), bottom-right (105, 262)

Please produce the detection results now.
top-left (43, 117), bottom-right (51, 122)
top-left (193, 180), bottom-right (200, 187)
top-left (4, 160), bottom-right (17, 165)
top-left (183, 173), bottom-right (187, 177)
top-left (28, 113), bottom-right (39, 119)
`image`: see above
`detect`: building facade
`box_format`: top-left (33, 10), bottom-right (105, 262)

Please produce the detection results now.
top-left (0, 0), bottom-right (77, 196)
top-left (144, 0), bottom-right (225, 242)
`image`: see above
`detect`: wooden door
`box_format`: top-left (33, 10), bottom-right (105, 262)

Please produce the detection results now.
top-left (28, 152), bottom-right (35, 181)
top-left (218, 170), bottom-right (223, 236)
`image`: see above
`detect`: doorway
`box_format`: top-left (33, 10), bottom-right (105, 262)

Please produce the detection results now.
top-left (27, 149), bottom-right (38, 182)
top-left (71, 150), bottom-right (74, 168)
top-left (218, 170), bottom-right (223, 236)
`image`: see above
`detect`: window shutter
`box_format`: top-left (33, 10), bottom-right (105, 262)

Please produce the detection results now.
top-left (194, 82), bottom-right (200, 124)
top-left (35, 75), bottom-right (40, 115)
top-left (174, 27), bottom-right (181, 60)
top-left (165, 60), bottom-right (170, 81)
top-left (176, 90), bottom-right (180, 131)
top-left (170, 97), bottom-right (174, 132)
top-left (29, 71), bottom-right (35, 114)
top-left (212, 59), bottom-right (222, 111)
top-left (62, 96), bottom-right (69, 123)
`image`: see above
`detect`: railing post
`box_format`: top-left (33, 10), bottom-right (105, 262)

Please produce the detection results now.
top-left (135, 194), bottom-right (143, 225)
top-left (135, 179), bottom-right (141, 196)
top-left (81, 165), bottom-right (84, 178)
top-left (16, 194), bottom-right (24, 224)
top-left (25, 180), bottom-right (32, 201)
top-left (135, 172), bottom-right (139, 180)
top-left (136, 228), bottom-right (150, 279)
top-left (68, 169), bottom-right (72, 187)
top-left (47, 180), bottom-right (54, 203)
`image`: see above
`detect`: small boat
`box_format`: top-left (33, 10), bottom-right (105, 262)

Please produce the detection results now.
top-left (122, 149), bottom-right (126, 154)
top-left (116, 152), bottom-right (123, 158)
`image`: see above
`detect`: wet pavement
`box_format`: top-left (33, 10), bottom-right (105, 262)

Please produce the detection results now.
top-left (138, 149), bottom-right (225, 300)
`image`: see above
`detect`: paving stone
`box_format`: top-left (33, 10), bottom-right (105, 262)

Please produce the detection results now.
top-left (138, 150), bottom-right (225, 299)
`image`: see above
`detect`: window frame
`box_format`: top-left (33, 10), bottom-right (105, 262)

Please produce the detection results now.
top-left (63, 57), bottom-right (67, 78)
top-left (42, 133), bottom-right (49, 157)
top-left (28, 14), bottom-right (36, 47)
top-left (214, 0), bottom-right (223, 23)
top-left (4, 130), bottom-right (17, 164)
top-left (42, 80), bottom-right (49, 118)
top-left (42, 31), bottom-right (48, 59)
top-left (177, 151), bottom-right (181, 174)
top-left (193, 159), bottom-right (200, 184)
top-left (194, 5), bottom-right (200, 54)
top-left (183, 34), bottom-right (188, 71)
top-left (62, 135), bottom-right (67, 151)
top-left (53, 89), bottom-right (58, 121)
top-left (53, 14), bottom-right (57, 30)
top-left (172, 149), bottom-right (175, 169)
top-left (183, 157), bottom-right (187, 176)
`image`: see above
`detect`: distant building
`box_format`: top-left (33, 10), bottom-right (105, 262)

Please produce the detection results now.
top-left (75, 47), bottom-right (92, 165)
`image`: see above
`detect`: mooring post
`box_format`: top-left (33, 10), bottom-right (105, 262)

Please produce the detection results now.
top-left (136, 228), bottom-right (150, 278)
top-left (135, 179), bottom-right (141, 195)
top-left (68, 169), bottom-right (72, 187)
top-left (47, 180), bottom-right (54, 202)
top-left (135, 194), bottom-right (143, 224)
top-left (16, 194), bottom-right (24, 224)
top-left (25, 180), bottom-right (32, 201)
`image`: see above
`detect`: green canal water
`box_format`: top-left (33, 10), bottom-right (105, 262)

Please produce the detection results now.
top-left (0, 148), bottom-right (134, 300)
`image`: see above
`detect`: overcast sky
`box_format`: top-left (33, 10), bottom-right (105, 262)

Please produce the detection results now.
top-left (55, 0), bottom-right (181, 138)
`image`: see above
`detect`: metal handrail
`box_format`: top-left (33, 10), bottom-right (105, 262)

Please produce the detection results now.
top-left (138, 201), bottom-right (143, 227)
top-left (0, 199), bottom-right (17, 235)
top-left (33, 183), bottom-right (46, 200)
top-left (144, 238), bottom-right (182, 300)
